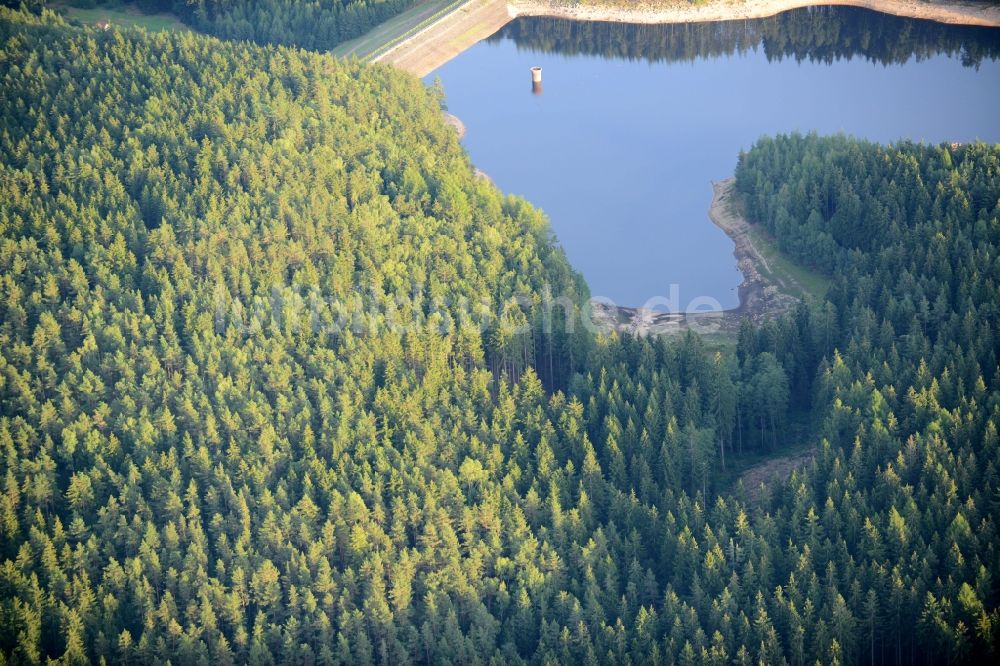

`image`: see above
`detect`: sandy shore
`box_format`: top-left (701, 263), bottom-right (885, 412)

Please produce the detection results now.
top-left (444, 111), bottom-right (496, 182)
top-left (443, 112), bottom-right (466, 138)
top-left (591, 179), bottom-right (799, 337)
top-left (510, 0), bottom-right (1000, 27)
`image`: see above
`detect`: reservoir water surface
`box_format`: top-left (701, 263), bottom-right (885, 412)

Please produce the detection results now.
top-left (427, 6), bottom-right (1000, 309)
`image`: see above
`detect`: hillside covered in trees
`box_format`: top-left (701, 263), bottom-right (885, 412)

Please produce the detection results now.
top-left (1, 7), bottom-right (999, 665)
top-left (9, 0), bottom-right (416, 50)
top-left (180, 0), bottom-right (418, 50)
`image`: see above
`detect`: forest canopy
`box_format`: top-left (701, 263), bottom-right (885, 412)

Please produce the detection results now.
top-left (6, 0), bottom-right (417, 50)
top-left (1, 7), bottom-right (999, 665)
top-left (175, 0), bottom-right (417, 50)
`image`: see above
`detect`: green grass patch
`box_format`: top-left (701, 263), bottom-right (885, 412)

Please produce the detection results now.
top-left (49, 2), bottom-right (192, 33)
top-left (746, 225), bottom-right (832, 302)
top-left (331, 0), bottom-right (467, 59)
top-left (698, 333), bottom-right (738, 352)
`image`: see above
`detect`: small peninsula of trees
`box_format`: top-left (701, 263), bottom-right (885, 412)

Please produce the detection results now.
top-left (0, 7), bottom-right (998, 664)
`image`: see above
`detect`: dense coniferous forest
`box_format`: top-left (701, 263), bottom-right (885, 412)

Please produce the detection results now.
top-left (1, 7), bottom-right (999, 665)
top-left (4, 0), bottom-right (416, 50)
top-left (494, 6), bottom-right (1000, 67)
top-left (175, 0), bottom-right (417, 50)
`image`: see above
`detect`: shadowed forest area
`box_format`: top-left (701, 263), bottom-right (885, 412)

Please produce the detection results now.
top-left (9, 0), bottom-right (421, 49)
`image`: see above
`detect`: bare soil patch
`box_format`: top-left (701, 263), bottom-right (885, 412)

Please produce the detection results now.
top-left (736, 446), bottom-right (817, 503)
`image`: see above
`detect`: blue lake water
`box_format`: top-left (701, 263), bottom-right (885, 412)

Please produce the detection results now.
top-left (427, 8), bottom-right (1000, 309)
